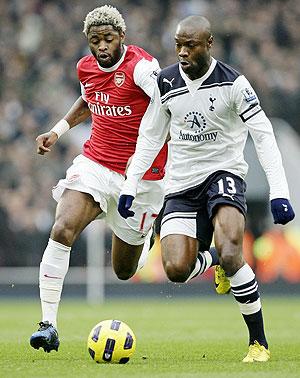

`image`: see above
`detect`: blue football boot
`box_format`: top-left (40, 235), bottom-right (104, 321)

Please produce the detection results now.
top-left (30, 321), bottom-right (60, 352)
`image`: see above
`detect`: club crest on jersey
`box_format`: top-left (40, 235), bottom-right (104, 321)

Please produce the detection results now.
top-left (209, 96), bottom-right (216, 111)
top-left (242, 87), bottom-right (257, 103)
top-left (114, 71), bottom-right (125, 87)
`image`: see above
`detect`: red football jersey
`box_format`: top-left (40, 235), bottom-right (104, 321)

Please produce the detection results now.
top-left (77, 45), bottom-right (167, 180)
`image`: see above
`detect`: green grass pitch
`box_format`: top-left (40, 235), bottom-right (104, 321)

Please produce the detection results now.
top-left (0, 296), bottom-right (300, 377)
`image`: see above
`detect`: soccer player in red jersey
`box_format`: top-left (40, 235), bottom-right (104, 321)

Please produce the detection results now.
top-left (30, 5), bottom-right (167, 353)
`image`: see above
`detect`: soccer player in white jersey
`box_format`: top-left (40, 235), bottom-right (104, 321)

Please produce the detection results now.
top-left (30, 5), bottom-right (168, 353)
top-left (118, 15), bottom-right (295, 362)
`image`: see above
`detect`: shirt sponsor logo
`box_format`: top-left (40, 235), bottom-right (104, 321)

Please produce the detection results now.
top-left (88, 90), bottom-right (132, 116)
top-left (88, 102), bottom-right (132, 116)
top-left (95, 91), bottom-right (109, 104)
top-left (180, 111), bottom-right (218, 142)
top-left (179, 130), bottom-right (218, 142)
top-left (184, 112), bottom-right (206, 131)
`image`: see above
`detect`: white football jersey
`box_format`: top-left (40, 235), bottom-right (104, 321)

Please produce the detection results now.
top-left (123, 58), bottom-right (290, 200)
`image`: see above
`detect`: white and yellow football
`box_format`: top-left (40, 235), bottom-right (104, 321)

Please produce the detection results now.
top-left (87, 319), bottom-right (136, 364)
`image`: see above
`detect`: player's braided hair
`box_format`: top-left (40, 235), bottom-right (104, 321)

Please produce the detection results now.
top-left (83, 5), bottom-right (126, 36)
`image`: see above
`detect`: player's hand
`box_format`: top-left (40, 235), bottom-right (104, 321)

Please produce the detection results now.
top-left (271, 198), bottom-right (295, 225)
top-left (36, 131), bottom-right (58, 155)
top-left (118, 195), bottom-right (135, 218)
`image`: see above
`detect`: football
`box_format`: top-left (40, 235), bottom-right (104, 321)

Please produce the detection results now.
top-left (87, 319), bottom-right (136, 364)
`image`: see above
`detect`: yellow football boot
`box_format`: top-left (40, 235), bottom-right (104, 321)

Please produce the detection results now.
top-left (214, 265), bottom-right (231, 294)
top-left (242, 341), bottom-right (270, 362)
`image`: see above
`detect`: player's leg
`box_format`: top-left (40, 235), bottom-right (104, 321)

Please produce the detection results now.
top-left (160, 232), bottom-right (219, 283)
top-left (110, 205), bottom-right (158, 279)
top-left (213, 205), bottom-right (270, 362)
top-left (111, 234), bottom-right (144, 280)
top-left (110, 175), bottom-right (165, 279)
top-left (108, 203), bottom-right (157, 280)
top-left (159, 199), bottom-right (218, 282)
top-left (161, 233), bottom-right (199, 282)
top-left (160, 210), bottom-right (212, 282)
top-left (155, 203), bottom-right (219, 279)
top-left (30, 189), bottom-right (102, 352)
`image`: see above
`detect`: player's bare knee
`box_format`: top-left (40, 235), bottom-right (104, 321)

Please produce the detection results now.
top-left (164, 261), bottom-right (190, 282)
top-left (220, 253), bottom-right (235, 275)
top-left (114, 267), bottom-right (136, 281)
top-left (219, 249), bottom-right (243, 276)
top-left (51, 220), bottom-right (77, 246)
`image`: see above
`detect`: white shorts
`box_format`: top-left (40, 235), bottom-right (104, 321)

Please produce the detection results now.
top-left (160, 212), bottom-right (197, 240)
top-left (52, 155), bottom-right (164, 245)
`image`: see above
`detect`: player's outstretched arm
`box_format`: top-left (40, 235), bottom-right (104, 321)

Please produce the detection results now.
top-left (35, 97), bottom-right (90, 155)
top-left (232, 76), bottom-right (295, 226)
top-left (64, 96), bottom-right (91, 127)
top-left (247, 117), bottom-right (295, 225)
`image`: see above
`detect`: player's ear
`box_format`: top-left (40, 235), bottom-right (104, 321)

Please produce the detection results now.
top-left (207, 35), bottom-right (213, 48)
top-left (120, 32), bottom-right (125, 43)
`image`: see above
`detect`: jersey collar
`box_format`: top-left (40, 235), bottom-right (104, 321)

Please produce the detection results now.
top-left (179, 57), bottom-right (217, 95)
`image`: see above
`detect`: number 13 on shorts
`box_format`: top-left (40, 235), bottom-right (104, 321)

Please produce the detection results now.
top-left (217, 176), bottom-right (237, 194)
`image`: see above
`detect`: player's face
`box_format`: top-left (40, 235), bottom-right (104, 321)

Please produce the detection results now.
top-left (87, 25), bottom-right (125, 68)
top-left (175, 25), bottom-right (212, 80)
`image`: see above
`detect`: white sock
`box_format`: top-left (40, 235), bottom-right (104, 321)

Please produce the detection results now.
top-left (41, 302), bottom-right (59, 327)
top-left (185, 251), bottom-right (213, 282)
top-left (39, 238), bottom-right (71, 328)
top-left (229, 264), bottom-right (261, 315)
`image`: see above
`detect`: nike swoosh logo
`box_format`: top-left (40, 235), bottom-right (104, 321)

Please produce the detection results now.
top-left (44, 274), bottom-right (61, 279)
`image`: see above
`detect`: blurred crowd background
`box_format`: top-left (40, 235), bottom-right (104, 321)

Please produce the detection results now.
top-left (1, 0), bottom-right (300, 268)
